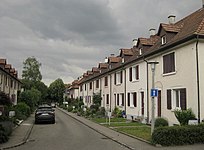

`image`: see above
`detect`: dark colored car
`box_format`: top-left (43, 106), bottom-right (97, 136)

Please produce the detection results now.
top-left (35, 105), bottom-right (55, 124)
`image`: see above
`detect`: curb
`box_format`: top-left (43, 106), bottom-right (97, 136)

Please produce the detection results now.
top-left (1, 119), bottom-right (34, 150)
top-left (58, 108), bottom-right (135, 150)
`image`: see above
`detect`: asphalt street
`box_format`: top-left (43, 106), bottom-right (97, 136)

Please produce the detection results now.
top-left (11, 109), bottom-right (129, 150)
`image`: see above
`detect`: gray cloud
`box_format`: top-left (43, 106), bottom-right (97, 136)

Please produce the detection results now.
top-left (0, 0), bottom-right (201, 85)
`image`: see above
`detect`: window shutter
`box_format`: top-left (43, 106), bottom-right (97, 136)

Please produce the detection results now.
top-left (128, 93), bottom-right (130, 106)
top-left (120, 71), bottom-right (123, 83)
top-left (121, 94), bottom-right (124, 106)
top-left (180, 88), bottom-right (186, 110)
top-left (133, 92), bottom-right (137, 107)
top-left (136, 65), bottom-right (139, 80)
top-left (129, 68), bottom-right (132, 81)
top-left (114, 73), bottom-right (116, 85)
top-left (167, 89), bottom-right (172, 110)
top-left (117, 94), bottom-right (119, 105)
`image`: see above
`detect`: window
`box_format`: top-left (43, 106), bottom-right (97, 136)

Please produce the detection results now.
top-left (106, 94), bottom-right (109, 105)
top-left (105, 76), bottom-right (108, 86)
top-left (163, 52), bottom-right (175, 74)
top-left (139, 48), bottom-right (142, 55)
top-left (115, 71), bottom-right (123, 85)
top-left (84, 84), bottom-right (86, 91)
top-left (127, 92), bottom-right (137, 107)
top-left (116, 93), bottom-right (124, 106)
top-left (129, 65), bottom-right (139, 81)
top-left (161, 35), bottom-right (166, 45)
top-left (89, 82), bottom-right (92, 90)
top-left (133, 65), bottom-right (139, 81)
top-left (80, 85), bottom-right (83, 91)
top-left (167, 88), bottom-right (186, 110)
top-left (96, 80), bottom-right (99, 89)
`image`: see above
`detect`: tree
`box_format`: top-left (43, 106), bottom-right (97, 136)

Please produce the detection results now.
top-left (48, 78), bottom-right (65, 104)
top-left (22, 57), bottom-right (42, 82)
top-left (19, 88), bottom-right (41, 110)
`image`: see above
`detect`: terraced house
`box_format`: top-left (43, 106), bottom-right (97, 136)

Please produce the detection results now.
top-left (67, 6), bottom-right (204, 125)
top-left (0, 59), bottom-right (21, 106)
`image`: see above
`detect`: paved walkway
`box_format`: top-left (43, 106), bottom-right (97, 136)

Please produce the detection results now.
top-left (1, 108), bottom-right (203, 150)
top-left (0, 115), bottom-right (34, 150)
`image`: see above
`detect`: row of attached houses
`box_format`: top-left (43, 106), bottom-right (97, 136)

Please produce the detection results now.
top-left (0, 58), bottom-right (21, 106)
top-left (66, 6), bottom-right (204, 125)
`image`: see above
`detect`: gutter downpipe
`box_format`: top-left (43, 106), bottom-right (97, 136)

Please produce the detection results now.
top-left (110, 74), bottom-right (112, 112)
top-left (196, 35), bottom-right (201, 123)
top-left (143, 58), bottom-right (150, 123)
top-left (124, 68), bottom-right (127, 115)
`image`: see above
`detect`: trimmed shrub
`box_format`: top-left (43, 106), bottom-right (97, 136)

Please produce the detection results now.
top-left (152, 124), bottom-right (204, 146)
top-left (0, 125), bottom-right (8, 143)
top-left (155, 117), bottom-right (169, 128)
top-left (14, 102), bottom-right (31, 120)
top-left (0, 121), bottom-right (13, 136)
top-left (174, 108), bottom-right (196, 126)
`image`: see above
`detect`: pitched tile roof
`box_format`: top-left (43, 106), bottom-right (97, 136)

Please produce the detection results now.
top-left (108, 57), bottom-right (122, 63)
top-left (0, 59), bottom-right (6, 64)
top-left (120, 49), bottom-right (134, 56)
top-left (98, 63), bottom-right (109, 69)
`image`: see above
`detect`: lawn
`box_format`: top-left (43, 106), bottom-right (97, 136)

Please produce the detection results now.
top-left (104, 122), bottom-right (145, 127)
top-left (91, 117), bottom-right (126, 123)
top-left (115, 126), bottom-right (151, 141)
top-left (91, 117), bottom-right (151, 142)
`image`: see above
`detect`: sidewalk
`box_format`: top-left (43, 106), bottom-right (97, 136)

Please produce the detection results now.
top-left (58, 108), bottom-right (204, 150)
top-left (0, 115), bottom-right (34, 150)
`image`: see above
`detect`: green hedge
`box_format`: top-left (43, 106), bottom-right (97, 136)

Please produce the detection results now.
top-left (152, 124), bottom-right (204, 146)
top-left (14, 102), bottom-right (31, 120)
top-left (0, 125), bottom-right (8, 143)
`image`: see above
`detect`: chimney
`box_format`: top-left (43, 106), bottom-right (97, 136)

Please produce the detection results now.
top-left (132, 39), bottom-right (138, 47)
top-left (104, 57), bottom-right (108, 63)
top-left (149, 28), bottom-right (156, 36)
top-left (168, 15), bottom-right (176, 24)
top-left (203, 0), bottom-right (204, 8)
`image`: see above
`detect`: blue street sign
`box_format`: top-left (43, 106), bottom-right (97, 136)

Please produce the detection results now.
top-left (151, 89), bottom-right (158, 97)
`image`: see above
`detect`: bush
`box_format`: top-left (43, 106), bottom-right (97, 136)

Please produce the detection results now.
top-left (0, 125), bottom-right (8, 144)
top-left (14, 102), bottom-right (31, 120)
top-left (112, 107), bottom-right (122, 118)
top-left (152, 124), bottom-right (204, 146)
top-left (0, 121), bottom-right (13, 136)
top-left (174, 108), bottom-right (196, 126)
top-left (67, 106), bottom-right (73, 112)
top-left (155, 117), bottom-right (169, 128)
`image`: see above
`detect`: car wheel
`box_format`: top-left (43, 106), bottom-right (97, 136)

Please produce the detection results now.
top-left (52, 120), bottom-right (55, 124)
top-left (35, 120), bottom-right (38, 124)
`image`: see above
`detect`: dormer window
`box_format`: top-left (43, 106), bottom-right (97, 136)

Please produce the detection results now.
top-left (139, 48), bottom-right (142, 55)
top-left (161, 35), bottom-right (167, 45)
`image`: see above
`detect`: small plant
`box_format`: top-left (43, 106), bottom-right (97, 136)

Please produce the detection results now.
top-left (112, 107), bottom-right (123, 118)
top-left (155, 117), bottom-right (169, 128)
top-left (174, 108), bottom-right (196, 126)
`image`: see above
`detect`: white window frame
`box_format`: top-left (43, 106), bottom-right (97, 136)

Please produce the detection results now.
top-left (132, 65), bottom-right (139, 81)
top-left (161, 35), bottom-right (167, 45)
top-left (172, 89), bottom-right (181, 109)
top-left (116, 71), bottom-right (122, 85)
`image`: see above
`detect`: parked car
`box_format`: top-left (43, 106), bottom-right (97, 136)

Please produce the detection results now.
top-left (51, 103), bottom-right (56, 108)
top-left (35, 105), bottom-right (55, 124)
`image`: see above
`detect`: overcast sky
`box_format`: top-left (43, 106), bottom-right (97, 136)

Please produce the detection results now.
top-left (0, 0), bottom-right (201, 86)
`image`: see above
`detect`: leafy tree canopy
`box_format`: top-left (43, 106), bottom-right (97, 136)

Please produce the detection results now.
top-left (48, 78), bottom-right (65, 104)
top-left (22, 57), bottom-right (42, 82)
